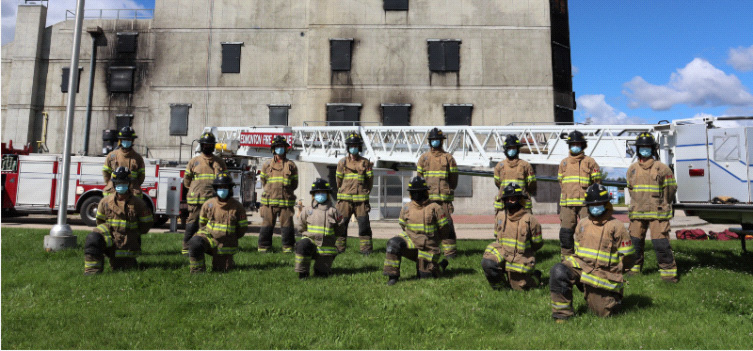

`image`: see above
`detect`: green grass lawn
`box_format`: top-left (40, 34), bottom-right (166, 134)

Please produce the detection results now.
top-left (2, 228), bottom-right (752, 349)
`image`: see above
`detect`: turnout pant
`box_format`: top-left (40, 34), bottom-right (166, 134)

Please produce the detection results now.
top-left (434, 201), bottom-right (457, 258)
top-left (383, 234), bottom-right (442, 278)
top-left (294, 237), bottom-right (336, 277)
top-left (182, 203), bottom-right (203, 255)
top-left (559, 206), bottom-right (589, 257)
top-left (481, 242), bottom-right (540, 291)
top-left (84, 232), bottom-right (138, 274)
top-left (549, 263), bottom-right (622, 319)
top-left (258, 205), bottom-right (296, 253)
top-left (187, 233), bottom-right (237, 273)
top-left (628, 219), bottom-right (678, 282)
top-left (335, 200), bottom-right (373, 253)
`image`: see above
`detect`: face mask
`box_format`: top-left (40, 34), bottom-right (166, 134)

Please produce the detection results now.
top-left (348, 147), bottom-right (360, 155)
top-left (115, 184), bottom-right (129, 195)
top-left (202, 145), bottom-right (214, 155)
top-left (430, 140), bottom-right (441, 148)
top-left (411, 191), bottom-right (428, 203)
top-left (570, 146), bottom-right (582, 154)
top-left (505, 200), bottom-right (522, 212)
top-left (506, 149), bottom-right (518, 158)
top-left (275, 147), bottom-right (286, 156)
top-left (121, 140), bottom-right (132, 148)
top-left (216, 188), bottom-right (229, 199)
top-left (639, 147), bottom-right (653, 158)
top-left (589, 205), bottom-right (606, 217)
top-left (314, 193), bottom-right (328, 204)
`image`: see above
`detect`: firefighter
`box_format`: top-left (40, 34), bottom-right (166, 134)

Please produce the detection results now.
top-left (335, 133), bottom-right (374, 255)
top-left (84, 167), bottom-right (153, 274)
top-left (383, 176), bottom-right (450, 286)
top-left (557, 130), bottom-right (602, 258)
top-left (549, 183), bottom-right (635, 320)
top-left (102, 126), bottom-right (145, 197)
top-left (481, 183), bottom-right (543, 291)
top-left (182, 132), bottom-right (227, 255)
top-left (417, 127), bottom-right (459, 259)
top-left (295, 178), bottom-right (346, 279)
top-left (493, 134), bottom-right (537, 213)
top-left (186, 172), bottom-right (248, 273)
top-left (626, 132), bottom-right (679, 283)
top-left (258, 135), bottom-right (299, 253)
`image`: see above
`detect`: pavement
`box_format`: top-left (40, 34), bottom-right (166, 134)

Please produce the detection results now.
top-left (1, 209), bottom-right (732, 241)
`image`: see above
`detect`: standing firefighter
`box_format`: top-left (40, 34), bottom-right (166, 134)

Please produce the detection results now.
top-left (295, 179), bottom-right (345, 279)
top-left (335, 133), bottom-right (374, 255)
top-left (383, 176), bottom-right (450, 286)
top-left (258, 135), bottom-right (299, 253)
top-left (85, 167), bottom-right (153, 274)
top-left (417, 127), bottom-right (459, 259)
top-left (558, 130), bottom-right (602, 257)
top-left (481, 183), bottom-right (543, 291)
top-left (182, 132), bottom-right (227, 255)
top-left (102, 126), bottom-right (145, 197)
top-left (626, 132), bottom-right (679, 282)
top-left (494, 134), bottom-right (537, 213)
top-left (549, 184), bottom-right (635, 321)
top-left (187, 172), bottom-right (248, 273)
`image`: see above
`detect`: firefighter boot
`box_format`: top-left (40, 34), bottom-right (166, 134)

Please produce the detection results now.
top-left (295, 238), bottom-right (314, 277)
top-left (628, 236), bottom-right (644, 276)
top-left (281, 226), bottom-right (296, 253)
top-left (187, 236), bottom-right (206, 273)
top-left (653, 238), bottom-right (678, 283)
top-left (336, 225), bottom-right (348, 254)
top-left (357, 216), bottom-right (373, 255)
top-left (84, 232), bottom-right (106, 275)
top-left (183, 221), bottom-right (199, 255)
top-left (257, 226), bottom-right (274, 253)
top-left (212, 254), bottom-right (235, 272)
top-left (442, 224), bottom-right (458, 259)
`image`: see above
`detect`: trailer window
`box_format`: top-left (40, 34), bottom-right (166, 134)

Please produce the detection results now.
top-left (714, 135), bottom-right (740, 161)
top-left (2, 154), bottom-right (18, 172)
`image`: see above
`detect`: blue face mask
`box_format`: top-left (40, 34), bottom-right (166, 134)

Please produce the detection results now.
top-left (121, 140), bottom-right (132, 148)
top-left (115, 184), bottom-right (129, 195)
top-left (216, 188), bottom-right (229, 199)
top-left (349, 147), bottom-right (360, 155)
top-left (275, 147), bottom-right (286, 156)
top-left (639, 147), bottom-right (653, 158)
top-left (589, 205), bottom-right (606, 217)
top-left (570, 146), bottom-right (582, 154)
top-left (430, 140), bottom-right (441, 148)
top-left (314, 193), bottom-right (328, 204)
top-left (506, 149), bottom-right (518, 157)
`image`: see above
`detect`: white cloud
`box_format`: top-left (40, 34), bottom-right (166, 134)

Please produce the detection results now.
top-left (2, 0), bottom-right (145, 46)
top-left (576, 94), bottom-right (645, 125)
top-left (727, 45), bottom-right (753, 72)
top-left (571, 65), bottom-right (579, 76)
top-left (623, 58), bottom-right (753, 111)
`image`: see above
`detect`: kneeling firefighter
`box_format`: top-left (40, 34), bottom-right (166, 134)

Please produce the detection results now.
top-left (382, 176), bottom-right (450, 286)
top-left (481, 183), bottom-right (544, 291)
top-left (187, 172), bottom-right (248, 273)
top-left (295, 178), bottom-right (346, 279)
top-left (549, 184), bottom-right (635, 321)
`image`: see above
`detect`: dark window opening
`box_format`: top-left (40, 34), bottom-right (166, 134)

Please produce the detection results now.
top-left (330, 38), bottom-right (354, 71)
top-left (381, 104), bottom-right (411, 126)
top-left (428, 39), bottom-right (461, 72)
top-left (269, 105), bottom-right (290, 126)
top-left (61, 66), bottom-right (83, 93)
top-left (554, 105), bottom-right (574, 124)
top-left (109, 66), bottom-right (135, 93)
top-left (326, 103), bottom-right (361, 125)
top-left (116, 32), bottom-right (138, 53)
top-left (443, 104), bottom-right (472, 126)
top-left (384, 0), bottom-right (409, 11)
top-left (169, 103), bottom-right (192, 136)
top-left (116, 114), bottom-right (133, 131)
top-left (221, 42), bottom-right (243, 74)
top-left (552, 42), bottom-right (572, 92)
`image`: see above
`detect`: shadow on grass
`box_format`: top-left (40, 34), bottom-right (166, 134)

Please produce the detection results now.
top-left (441, 267), bottom-right (477, 278)
top-left (621, 294), bottom-right (653, 313)
top-left (676, 248), bottom-right (753, 274)
top-left (331, 265), bottom-right (382, 275)
top-left (237, 261), bottom-right (291, 270)
top-left (139, 261), bottom-right (186, 270)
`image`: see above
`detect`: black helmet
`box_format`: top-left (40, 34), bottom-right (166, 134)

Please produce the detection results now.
top-left (199, 132), bottom-right (217, 145)
top-left (428, 127), bottom-right (446, 140)
top-left (212, 172), bottom-right (235, 189)
top-left (566, 130), bottom-right (586, 144)
top-left (407, 176), bottom-right (430, 192)
top-left (270, 135), bottom-right (290, 151)
top-left (117, 126), bottom-right (137, 140)
top-left (111, 166), bottom-right (131, 184)
top-left (345, 132), bottom-right (364, 146)
top-left (309, 178), bottom-right (331, 194)
top-left (503, 134), bottom-right (521, 148)
top-left (502, 183), bottom-right (524, 199)
top-left (585, 183), bottom-right (610, 205)
top-left (635, 132), bottom-right (657, 147)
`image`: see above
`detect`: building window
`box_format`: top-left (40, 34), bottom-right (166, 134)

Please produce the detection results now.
top-left (381, 104), bottom-right (411, 126)
top-left (268, 105), bottom-right (291, 126)
top-left (221, 42), bottom-right (243, 74)
top-left (61, 66), bottom-right (83, 93)
top-left (443, 104), bottom-right (472, 125)
top-left (552, 42), bottom-right (572, 92)
top-left (116, 114), bottom-right (134, 131)
top-left (554, 105), bottom-right (573, 124)
top-left (330, 38), bottom-right (354, 71)
top-left (169, 103), bottom-right (192, 136)
top-left (326, 103), bottom-right (361, 125)
top-left (384, 0), bottom-right (409, 11)
top-left (428, 39), bottom-right (461, 72)
top-left (116, 32), bottom-right (138, 53)
top-left (109, 66), bottom-right (135, 93)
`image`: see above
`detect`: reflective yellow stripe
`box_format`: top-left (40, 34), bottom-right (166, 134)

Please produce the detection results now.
top-left (398, 232), bottom-right (416, 249)
top-left (484, 244), bottom-right (503, 262)
top-left (307, 225), bottom-right (335, 236)
top-left (618, 244), bottom-right (635, 256)
top-left (417, 250), bottom-right (438, 262)
top-left (575, 242), bottom-right (619, 264)
top-left (498, 237), bottom-right (531, 251)
top-left (506, 261), bottom-right (532, 273)
top-left (405, 223), bottom-right (437, 234)
top-left (551, 301), bottom-right (571, 310)
top-left (559, 197), bottom-right (586, 206)
top-left (581, 272), bottom-right (623, 291)
top-left (628, 211), bottom-right (672, 220)
top-left (384, 259), bottom-right (400, 268)
top-left (565, 255), bottom-right (580, 269)
top-left (429, 194), bottom-right (454, 201)
top-left (102, 165), bottom-right (113, 173)
top-left (531, 234), bottom-right (543, 244)
top-left (199, 216), bottom-right (209, 225)
top-left (139, 215), bottom-right (153, 222)
top-left (85, 260), bottom-right (103, 268)
top-left (106, 219), bottom-right (139, 229)
top-left (449, 167), bottom-right (458, 173)
top-left (416, 166), bottom-right (424, 173)
top-left (660, 268), bottom-right (677, 277)
top-left (437, 217), bottom-right (449, 227)
top-left (561, 176), bottom-right (591, 183)
top-left (337, 193), bottom-right (370, 202)
top-left (193, 173), bottom-right (216, 180)
top-left (96, 211), bottom-right (106, 220)
top-left (317, 246), bottom-right (338, 255)
top-left (424, 171), bottom-right (448, 177)
top-left (260, 198), bottom-right (296, 207)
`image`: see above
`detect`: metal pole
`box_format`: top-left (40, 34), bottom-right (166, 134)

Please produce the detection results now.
top-left (45, 0), bottom-right (85, 251)
top-left (82, 29), bottom-right (99, 156)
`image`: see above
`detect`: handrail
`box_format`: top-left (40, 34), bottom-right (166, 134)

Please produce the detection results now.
top-left (65, 8), bottom-right (154, 21)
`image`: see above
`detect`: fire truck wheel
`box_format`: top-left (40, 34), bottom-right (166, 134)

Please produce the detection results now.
top-left (80, 195), bottom-right (102, 227)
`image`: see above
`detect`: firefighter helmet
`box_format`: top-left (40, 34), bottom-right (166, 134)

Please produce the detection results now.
top-left (635, 132), bottom-right (657, 147)
top-left (503, 134), bottom-right (522, 148)
top-left (270, 135), bottom-right (289, 149)
top-left (407, 176), bottom-right (430, 192)
top-left (212, 172), bottom-right (235, 189)
top-left (345, 133), bottom-right (364, 145)
top-left (566, 130), bottom-right (586, 144)
top-left (585, 183), bottom-right (610, 205)
top-left (199, 132), bottom-right (217, 145)
top-left (309, 178), bottom-right (331, 194)
top-left (111, 166), bottom-right (132, 184)
top-left (428, 127), bottom-right (446, 140)
top-left (502, 183), bottom-right (524, 199)
top-left (117, 126), bottom-right (138, 139)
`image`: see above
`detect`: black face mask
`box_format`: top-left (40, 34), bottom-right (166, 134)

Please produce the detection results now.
top-left (505, 201), bottom-right (522, 212)
top-left (410, 191), bottom-right (429, 203)
top-left (201, 145), bottom-right (214, 155)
